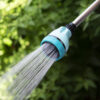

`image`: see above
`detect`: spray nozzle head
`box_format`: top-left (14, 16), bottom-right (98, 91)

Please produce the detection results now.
top-left (41, 26), bottom-right (72, 61)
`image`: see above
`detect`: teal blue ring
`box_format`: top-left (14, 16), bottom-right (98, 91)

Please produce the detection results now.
top-left (41, 35), bottom-right (66, 61)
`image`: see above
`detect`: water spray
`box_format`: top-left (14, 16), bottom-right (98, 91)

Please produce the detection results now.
top-left (0, 0), bottom-right (100, 100)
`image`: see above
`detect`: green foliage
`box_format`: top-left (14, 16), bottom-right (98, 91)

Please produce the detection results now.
top-left (0, 0), bottom-right (100, 100)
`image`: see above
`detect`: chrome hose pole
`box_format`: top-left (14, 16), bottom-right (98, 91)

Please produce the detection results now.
top-left (73, 0), bottom-right (100, 27)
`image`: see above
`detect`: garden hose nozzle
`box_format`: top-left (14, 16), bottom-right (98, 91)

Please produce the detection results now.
top-left (41, 0), bottom-right (100, 61)
top-left (41, 26), bottom-right (72, 60)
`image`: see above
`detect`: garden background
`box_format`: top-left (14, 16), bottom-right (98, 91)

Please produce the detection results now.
top-left (0, 0), bottom-right (100, 100)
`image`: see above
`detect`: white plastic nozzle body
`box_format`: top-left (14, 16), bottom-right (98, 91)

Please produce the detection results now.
top-left (41, 27), bottom-right (72, 60)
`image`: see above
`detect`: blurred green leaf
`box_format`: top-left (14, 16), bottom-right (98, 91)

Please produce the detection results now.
top-left (3, 38), bottom-right (12, 46)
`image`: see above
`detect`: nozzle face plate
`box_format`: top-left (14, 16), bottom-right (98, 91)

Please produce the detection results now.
top-left (41, 35), bottom-right (65, 60)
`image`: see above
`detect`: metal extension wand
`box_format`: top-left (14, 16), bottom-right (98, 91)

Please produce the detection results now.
top-left (73, 0), bottom-right (100, 27)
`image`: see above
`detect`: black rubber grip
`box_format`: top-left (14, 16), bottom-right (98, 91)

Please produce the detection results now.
top-left (66, 23), bottom-right (76, 33)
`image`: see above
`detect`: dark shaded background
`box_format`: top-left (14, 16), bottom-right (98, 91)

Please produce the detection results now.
top-left (0, 0), bottom-right (100, 100)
